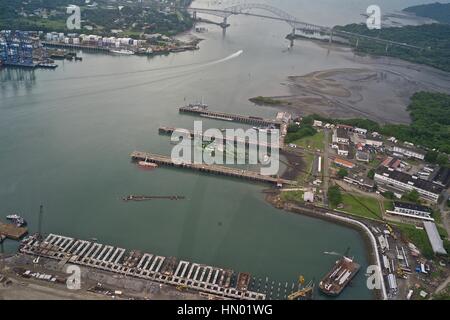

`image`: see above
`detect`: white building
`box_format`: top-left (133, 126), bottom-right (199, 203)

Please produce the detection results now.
top-left (391, 145), bottom-right (425, 160)
top-left (385, 201), bottom-right (434, 221)
top-left (374, 167), bottom-right (444, 203)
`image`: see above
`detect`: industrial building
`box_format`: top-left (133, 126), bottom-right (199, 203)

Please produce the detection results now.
top-left (389, 144), bottom-right (426, 160)
top-left (423, 222), bottom-right (448, 255)
top-left (385, 202), bottom-right (434, 221)
top-left (374, 167), bottom-right (444, 203)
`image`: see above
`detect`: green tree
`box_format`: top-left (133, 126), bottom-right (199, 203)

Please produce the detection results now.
top-left (382, 191), bottom-right (395, 200)
top-left (437, 154), bottom-right (449, 166)
top-left (337, 168), bottom-right (348, 179)
top-left (402, 190), bottom-right (421, 203)
top-left (367, 169), bottom-right (375, 180)
top-left (425, 151), bottom-right (439, 163)
top-left (328, 185), bottom-right (343, 207)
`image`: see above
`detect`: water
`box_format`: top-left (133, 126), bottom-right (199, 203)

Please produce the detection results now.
top-left (1, 0), bottom-right (443, 299)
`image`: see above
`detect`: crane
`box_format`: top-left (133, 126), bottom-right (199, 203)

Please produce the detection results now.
top-left (287, 276), bottom-right (314, 300)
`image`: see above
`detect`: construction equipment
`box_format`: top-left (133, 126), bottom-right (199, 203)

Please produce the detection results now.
top-left (176, 284), bottom-right (187, 291)
top-left (288, 277), bottom-right (314, 300)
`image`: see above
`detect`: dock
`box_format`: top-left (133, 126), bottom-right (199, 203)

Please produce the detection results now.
top-left (179, 106), bottom-right (283, 128)
top-left (159, 126), bottom-right (280, 149)
top-left (42, 41), bottom-right (110, 52)
top-left (130, 151), bottom-right (296, 186)
top-left (20, 234), bottom-right (266, 300)
top-left (0, 221), bottom-right (28, 240)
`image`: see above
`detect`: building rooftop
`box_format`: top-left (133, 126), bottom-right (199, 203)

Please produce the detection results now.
top-left (423, 221), bottom-right (448, 255)
top-left (336, 128), bottom-right (349, 139)
top-left (334, 158), bottom-right (355, 168)
top-left (375, 166), bottom-right (444, 195)
top-left (356, 151), bottom-right (369, 161)
top-left (432, 167), bottom-right (450, 187)
top-left (393, 201), bottom-right (432, 213)
top-left (393, 144), bottom-right (426, 156)
top-left (337, 143), bottom-right (349, 151)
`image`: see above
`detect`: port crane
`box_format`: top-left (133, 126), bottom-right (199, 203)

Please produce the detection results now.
top-left (287, 276), bottom-right (314, 300)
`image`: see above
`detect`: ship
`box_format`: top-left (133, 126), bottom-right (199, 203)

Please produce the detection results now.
top-left (6, 214), bottom-right (27, 227)
top-left (319, 256), bottom-right (360, 296)
top-left (137, 160), bottom-right (158, 169)
top-left (110, 49), bottom-right (134, 55)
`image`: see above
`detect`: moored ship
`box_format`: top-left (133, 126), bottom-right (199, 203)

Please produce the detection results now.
top-left (319, 256), bottom-right (360, 296)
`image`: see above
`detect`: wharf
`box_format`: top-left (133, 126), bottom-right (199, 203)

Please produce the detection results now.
top-left (42, 41), bottom-right (109, 52)
top-left (20, 234), bottom-right (266, 300)
top-left (0, 221), bottom-right (28, 240)
top-left (158, 126), bottom-right (280, 149)
top-left (130, 151), bottom-right (296, 186)
top-left (179, 106), bottom-right (283, 128)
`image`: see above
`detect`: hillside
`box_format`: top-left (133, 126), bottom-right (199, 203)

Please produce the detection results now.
top-left (404, 2), bottom-right (450, 24)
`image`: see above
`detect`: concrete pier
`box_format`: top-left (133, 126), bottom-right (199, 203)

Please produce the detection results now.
top-left (20, 233), bottom-right (266, 300)
top-left (159, 126), bottom-right (280, 149)
top-left (179, 106), bottom-right (283, 128)
top-left (130, 151), bottom-right (296, 186)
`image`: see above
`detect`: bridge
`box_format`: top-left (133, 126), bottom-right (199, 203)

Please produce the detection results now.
top-left (186, 3), bottom-right (423, 51)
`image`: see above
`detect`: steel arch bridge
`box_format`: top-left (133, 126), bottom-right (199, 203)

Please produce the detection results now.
top-left (188, 3), bottom-right (331, 33)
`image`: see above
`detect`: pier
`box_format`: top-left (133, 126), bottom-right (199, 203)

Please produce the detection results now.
top-left (0, 221), bottom-right (28, 240)
top-left (159, 126), bottom-right (280, 149)
top-left (20, 234), bottom-right (266, 300)
top-left (42, 41), bottom-right (110, 52)
top-left (130, 151), bottom-right (296, 186)
top-left (179, 106), bottom-right (283, 128)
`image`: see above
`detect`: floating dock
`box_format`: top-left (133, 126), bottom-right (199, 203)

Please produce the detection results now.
top-left (159, 126), bottom-right (280, 149)
top-left (319, 256), bottom-right (360, 296)
top-left (0, 221), bottom-right (28, 240)
top-left (130, 151), bottom-right (296, 186)
top-left (20, 234), bottom-right (266, 300)
top-left (179, 105), bottom-right (283, 128)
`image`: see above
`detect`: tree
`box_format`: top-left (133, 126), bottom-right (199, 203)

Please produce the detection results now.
top-left (382, 191), bottom-right (395, 200)
top-left (437, 153), bottom-right (449, 166)
top-left (367, 169), bottom-right (375, 180)
top-left (337, 168), bottom-right (348, 179)
top-left (328, 185), bottom-right (343, 208)
top-left (425, 150), bottom-right (439, 163)
top-left (402, 190), bottom-right (420, 203)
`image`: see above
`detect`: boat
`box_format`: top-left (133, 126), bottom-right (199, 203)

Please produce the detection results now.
top-left (319, 256), bottom-right (360, 296)
top-left (110, 49), bottom-right (134, 55)
top-left (137, 160), bottom-right (158, 169)
top-left (6, 214), bottom-right (27, 227)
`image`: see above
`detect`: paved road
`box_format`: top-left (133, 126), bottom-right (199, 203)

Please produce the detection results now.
top-left (323, 129), bottom-right (330, 207)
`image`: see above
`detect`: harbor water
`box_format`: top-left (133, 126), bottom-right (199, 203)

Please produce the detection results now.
top-left (0, 0), bottom-right (443, 299)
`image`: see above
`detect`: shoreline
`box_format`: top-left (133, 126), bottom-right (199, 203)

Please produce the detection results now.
top-left (264, 194), bottom-right (386, 300)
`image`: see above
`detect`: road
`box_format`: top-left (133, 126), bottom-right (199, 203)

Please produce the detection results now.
top-left (323, 129), bottom-right (331, 207)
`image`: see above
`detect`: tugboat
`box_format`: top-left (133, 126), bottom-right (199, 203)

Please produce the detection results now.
top-left (6, 214), bottom-right (27, 227)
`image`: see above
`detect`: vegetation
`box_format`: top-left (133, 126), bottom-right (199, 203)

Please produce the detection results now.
top-left (338, 193), bottom-right (383, 220)
top-left (297, 152), bottom-right (315, 184)
top-left (328, 185), bottom-right (342, 208)
top-left (382, 191), bottom-right (395, 200)
top-left (335, 23), bottom-right (450, 72)
top-left (402, 190), bottom-right (421, 204)
top-left (367, 169), bottom-right (375, 180)
top-left (433, 284), bottom-right (450, 300)
top-left (280, 191), bottom-right (304, 203)
top-left (285, 123), bottom-right (317, 145)
top-left (337, 168), bottom-right (348, 179)
top-left (249, 96), bottom-right (290, 106)
top-left (302, 92), bottom-right (450, 156)
top-left (384, 200), bottom-right (394, 211)
top-left (0, 0), bottom-right (193, 36)
top-left (396, 223), bottom-right (434, 259)
top-left (404, 2), bottom-right (450, 24)
top-left (291, 131), bottom-right (325, 151)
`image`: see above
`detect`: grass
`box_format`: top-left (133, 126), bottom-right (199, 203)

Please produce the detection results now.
top-left (384, 200), bottom-right (394, 211)
top-left (297, 152), bottom-right (315, 184)
top-left (395, 223), bottom-right (434, 259)
top-left (292, 131), bottom-right (325, 152)
top-left (336, 193), bottom-right (383, 220)
top-left (280, 191), bottom-right (304, 203)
